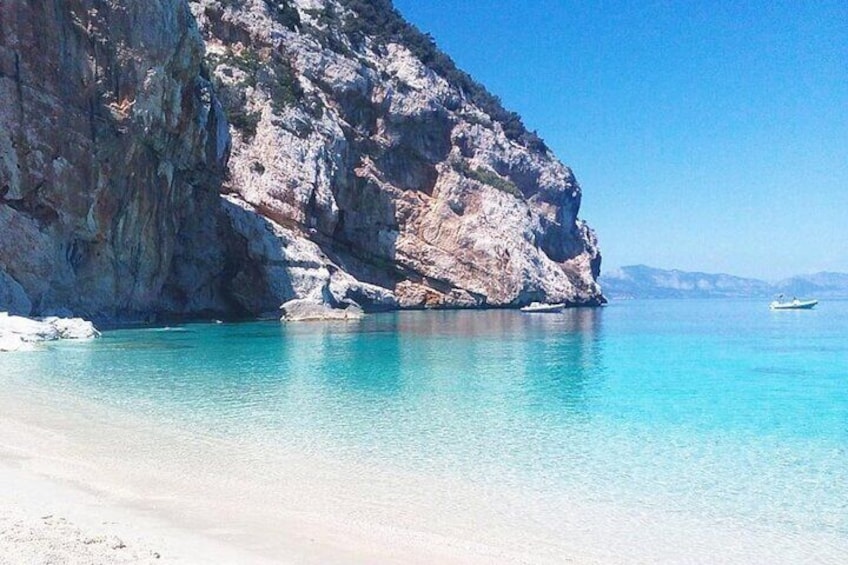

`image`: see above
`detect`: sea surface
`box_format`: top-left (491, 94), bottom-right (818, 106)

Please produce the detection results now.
top-left (2, 299), bottom-right (847, 562)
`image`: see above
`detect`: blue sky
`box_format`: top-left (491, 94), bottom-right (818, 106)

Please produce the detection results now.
top-left (393, 0), bottom-right (847, 280)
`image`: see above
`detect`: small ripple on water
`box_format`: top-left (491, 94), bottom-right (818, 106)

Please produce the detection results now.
top-left (752, 366), bottom-right (810, 376)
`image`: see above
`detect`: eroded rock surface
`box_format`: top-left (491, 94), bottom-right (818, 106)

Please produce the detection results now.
top-left (192, 0), bottom-right (604, 311)
top-left (0, 0), bottom-right (230, 322)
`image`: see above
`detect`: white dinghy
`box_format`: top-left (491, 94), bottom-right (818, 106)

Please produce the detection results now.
top-left (769, 296), bottom-right (818, 310)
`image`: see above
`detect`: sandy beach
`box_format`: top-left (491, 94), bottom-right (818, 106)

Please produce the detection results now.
top-left (0, 461), bottom-right (269, 565)
top-left (3, 371), bottom-right (846, 565)
top-left (0, 384), bottom-right (577, 565)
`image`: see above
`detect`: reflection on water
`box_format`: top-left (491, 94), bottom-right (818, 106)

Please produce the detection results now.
top-left (521, 309), bottom-right (604, 419)
top-left (281, 309), bottom-right (607, 412)
top-left (262, 310), bottom-right (608, 474)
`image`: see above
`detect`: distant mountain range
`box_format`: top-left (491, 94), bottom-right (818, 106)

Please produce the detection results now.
top-left (600, 265), bottom-right (848, 299)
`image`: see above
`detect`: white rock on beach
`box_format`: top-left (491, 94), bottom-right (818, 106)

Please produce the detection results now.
top-left (280, 299), bottom-right (364, 322)
top-left (41, 317), bottom-right (102, 340)
top-left (0, 313), bottom-right (100, 352)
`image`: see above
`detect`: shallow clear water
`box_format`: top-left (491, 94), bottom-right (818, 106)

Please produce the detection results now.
top-left (3, 300), bottom-right (848, 546)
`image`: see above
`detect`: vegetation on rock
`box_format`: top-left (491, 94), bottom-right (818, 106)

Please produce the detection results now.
top-left (453, 159), bottom-right (523, 199)
top-left (205, 46), bottom-right (304, 139)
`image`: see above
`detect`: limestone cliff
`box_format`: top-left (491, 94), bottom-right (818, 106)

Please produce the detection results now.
top-left (0, 0), bottom-right (230, 320)
top-left (0, 0), bottom-right (603, 321)
top-left (191, 0), bottom-right (603, 312)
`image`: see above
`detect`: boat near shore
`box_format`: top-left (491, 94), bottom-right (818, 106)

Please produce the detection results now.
top-left (520, 302), bottom-right (565, 313)
top-left (769, 296), bottom-right (818, 310)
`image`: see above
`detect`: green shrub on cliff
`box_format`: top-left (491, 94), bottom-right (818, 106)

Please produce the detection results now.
top-left (206, 46), bottom-right (304, 137)
top-left (453, 160), bottom-right (523, 199)
top-left (266, 57), bottom-right (304, 113)
top-left (228, 108), bottom-right (262, 140)
top-left (206, 48), bottom-right (261, 89)
top-left (303, 5), bottom-right (354, 57)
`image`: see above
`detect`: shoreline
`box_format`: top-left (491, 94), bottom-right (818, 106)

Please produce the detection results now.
top-left (0, 385), bottom-right (578, 565)
top-left (3, 377), bottom-right (846, 564)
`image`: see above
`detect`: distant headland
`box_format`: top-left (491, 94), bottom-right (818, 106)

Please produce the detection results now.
top-left (600, 265), bottom-right (848, 300)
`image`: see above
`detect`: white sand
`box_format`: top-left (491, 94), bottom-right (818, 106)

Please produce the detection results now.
top-left (0, 462), bottom-right (273, 565)
top-left (1, 380), bottom-right (846, 564)
top-left (0, 387), bottom-right (577, 565)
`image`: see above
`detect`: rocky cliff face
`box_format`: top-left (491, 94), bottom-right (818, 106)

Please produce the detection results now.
top-left (191, 0), bottom-right (603, 312)
top-left (0, 0), bottom-right (230, 320)
top-left (0, 0), bottom-right (603, 321)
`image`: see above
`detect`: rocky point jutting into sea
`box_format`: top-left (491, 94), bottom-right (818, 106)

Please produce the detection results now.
top-left (0, 0), bottom-right (603, 324)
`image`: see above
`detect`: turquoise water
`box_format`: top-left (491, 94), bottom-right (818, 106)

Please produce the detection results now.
top-left (3, 300), bottom-right (848, 546)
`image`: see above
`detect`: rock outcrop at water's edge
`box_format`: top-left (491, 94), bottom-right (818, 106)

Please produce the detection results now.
top-left (280, 298), bottom-right (364, 322)
top-left (0, 0), bottom-right (604, 322)
top-left (0, 313), bottom-right (100, 352)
